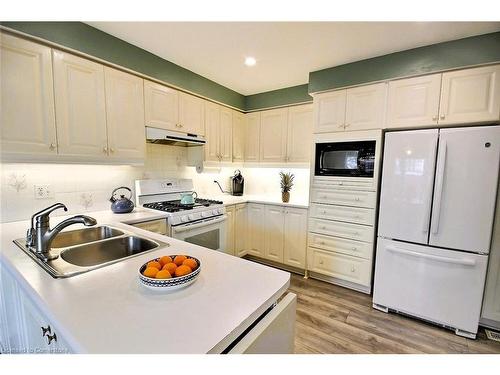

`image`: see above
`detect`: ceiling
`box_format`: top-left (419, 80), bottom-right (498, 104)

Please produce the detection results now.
top-left (87, 22), bottom-right (500, 95)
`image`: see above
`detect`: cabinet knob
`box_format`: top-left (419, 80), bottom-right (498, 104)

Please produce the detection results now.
top-left (352, 247), bottom-right (357, 251)
top-left (49, 143), bottom-right (56, 151)
top-left (355, 197), bottom-right (360, 201)
top-left (350, 266), bottom-right (356, 273)
top-left (319, 260), bottom-right (324, 265)
top-left (320, 226), bottom-right (326, 230)
top-left (440, 114), bottom-right (445, 120)
top-left (432, 115), bottom-right (438, 121)
top-left (322, 210), bottom-right (327, 214)
top-left (344, 124), bottom-right (351, 128)
top-left (46, 332), bottom-right (57, 345)
top-left (103, 146), bottom-right (108, 153)
top-left (41, 325), bottom-right (52, 337)
top-left (110, 147), bottom-right (115, 153)
top-left (319, 241), bottom-right (325, 245)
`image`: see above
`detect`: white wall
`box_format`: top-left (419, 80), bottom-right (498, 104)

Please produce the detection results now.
top-left (1, 143), bottom-right (310, 223)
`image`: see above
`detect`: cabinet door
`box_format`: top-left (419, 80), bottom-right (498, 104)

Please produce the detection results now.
top-left (245, 112), bottom-right (261, 162)
top-left (219, 106), bottom-right (233, 162)
top-left (314, 90), bottom-right (346, 133)
top-left (345, 83), bottom-right (387, 131)
top-left (1, 34), bottom-right (57, 156)
top-left (386, 74), bottom-right (441, 128)
top-left (247, 204), bottom-right (265, 257)
top-left (264, 205), bottom-right (285, 262)
top-left (287, 104), bottom-right (313, 163)
top-left (204, 102), bottom-right (220, 162)
top-left (232, 111), bottom-right (245, 162)
top-left (439, 65), bottom-right (500, 125)
top-left (144, 80), bottom-right (179, 131)
top-left (283, 208), bottom-right (307, 268)
top-left (179, 92), bottom-right (205, 135)
top-left (260, 108), bottom-right (288, 162)
top-left (52, 50), bottom-right (108, 157)
top-left (104, 67), bottom-right (145, 160)
top-left (234, 204), bottom-right (248, 257)
top-left (225, 205), bottom-right (235, 256)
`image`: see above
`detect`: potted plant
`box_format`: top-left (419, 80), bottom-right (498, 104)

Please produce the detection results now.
top-left (279, 171), bottom-right (295, 203)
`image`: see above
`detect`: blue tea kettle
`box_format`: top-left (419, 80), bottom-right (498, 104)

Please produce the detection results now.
top-left (109, 186), bottom-right (135, 214)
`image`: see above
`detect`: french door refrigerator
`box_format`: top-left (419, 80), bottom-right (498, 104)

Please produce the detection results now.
top-left (373, 125), bottom-right (500, 338)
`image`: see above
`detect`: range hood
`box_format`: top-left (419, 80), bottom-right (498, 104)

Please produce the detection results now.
top-left (146, 127), bottom-right (206, 147)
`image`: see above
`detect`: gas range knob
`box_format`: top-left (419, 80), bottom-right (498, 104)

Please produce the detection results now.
top-left (188, 214), bottom-right (194, 220)
top-left (212, 210), bottom-right (218, 215)
top-left (181, 216), bottom-right (188, 223)
top-left (201, 211), bottom-right (209, 217)
top-left (218, 208), bottom-right (224, 215)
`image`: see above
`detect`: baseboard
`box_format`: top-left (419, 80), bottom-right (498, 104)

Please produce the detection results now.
top-left (480, 316), bottom-right (500, 330)
top-left (243, 255), bottom-right (305, 276)
top-left (308, 271), bottom-right (372, 294)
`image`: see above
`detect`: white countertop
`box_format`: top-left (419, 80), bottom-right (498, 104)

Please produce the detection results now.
top-left (0, 208), bottom-right (290, 353)
top-left (206, 194), bottom-right (309, 209)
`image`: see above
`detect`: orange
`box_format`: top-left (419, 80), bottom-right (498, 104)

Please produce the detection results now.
top-left (162, 262), bottom-right (177, 274)
top-left (159, 256), bottom-right (173, 266)
top-left (182, 258), bottom-right (198, 271)
top-left (175, 265), bottom-right (192, 277)
top-left (147, 260), bottom-right (162, 270)
top-left (174, 255), bottom-right (187, 266)
top-left (143, 267), bottom-right (159, 278)
top-left (155, 270), bottom-right (172, 279)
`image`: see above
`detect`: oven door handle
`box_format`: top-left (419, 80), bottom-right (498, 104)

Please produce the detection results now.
top-left (172, 215), bottom-right (227, 233)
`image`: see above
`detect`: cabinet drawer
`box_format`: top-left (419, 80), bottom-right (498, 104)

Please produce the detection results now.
top-left (311, 189), bottom-right (376, 208)
top-left (131, 219), bottom-right (167, 235)
top-left (308, 233), bottom-right (373, 260)
top-left (309, 218), bottom-right (374, 243)
top-left (310, 203), bottom-right (374, 225)
top-left (307, 247), bottom-right (372, 286)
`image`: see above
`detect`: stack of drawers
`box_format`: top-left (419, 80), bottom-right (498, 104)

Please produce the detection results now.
top-left (307, 185), bottom-right (377, 293)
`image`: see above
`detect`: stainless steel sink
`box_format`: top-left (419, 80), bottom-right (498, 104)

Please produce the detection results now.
top-left (51, 226), bottom-right (124, 248)
top-left (13, 225), bottom-right (169, 278)
top-left (60, 236), bottom-right (159, 267)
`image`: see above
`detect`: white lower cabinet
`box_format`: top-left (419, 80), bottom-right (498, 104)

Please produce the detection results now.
top-left (247, 203), bottom-right (266, 257)
top-left (283, 207), bottom-right (308, 269)
top-left (234, 204), bottom-right (248, 257)
top-left (1, 267), bottom-right (71, 354)
top-left (225, 205), bottom-right (235, 256)
top-left (264, 205), bottom-right (285, 262)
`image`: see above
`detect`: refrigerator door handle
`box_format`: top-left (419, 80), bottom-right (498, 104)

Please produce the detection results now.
top-left (430, 141), bottom-right (447, 234)
top-left (386, 246), bottom-right (476, 266)
top-left (422, 136), bottom-right (439, 234)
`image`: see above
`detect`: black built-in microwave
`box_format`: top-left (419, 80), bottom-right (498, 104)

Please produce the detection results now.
top-left (315, 140), bottom-right (376, 177)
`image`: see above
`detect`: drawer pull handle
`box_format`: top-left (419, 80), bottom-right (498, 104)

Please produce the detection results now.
top-left (46, 332), bottom-right (57, 345)
top-left (354, 197), bottom-right (360, 201)
top-left (350, 266), bottom-right (356, 273)
top-left (41, 325), bottom-right (51, 337)
top-left (352, 247), bottom-right (357, 251)
top-left (322, 210), bottom-right (327, 214)
top-left (320, 226), bottom-right (326, 230)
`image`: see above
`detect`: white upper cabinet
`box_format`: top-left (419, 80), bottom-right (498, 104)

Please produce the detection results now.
top-left (439, 65), bottom-right (500, 125)
top-left (104, 67), bottom-right (145, 160)
top-left (204, 102), bottom-right (220, 162)
top-left (232, 111), bottom-right (245, 162)
top-left (286, 104), bottom-right (313, 163)
top-left (245, 112), bottom-right (261, 162)
top-left (52, 50), bottom-right (108, 157)
top-left (144, 80), bottom-right (179, 131)
top-left (260, 108), bottom-right (288, 162)
top-left (179, 92), bottom-right (205, 135)
top-left (386, 74), bottom-right (442, 128)
top-left (345, 83), bottom-right (387, 131)
top-left (1, 34), bottom-right (57, 156)
top-left (314, 90), bottom-right (346, 133)
top-left (219, 106), bottom-right (233, 162)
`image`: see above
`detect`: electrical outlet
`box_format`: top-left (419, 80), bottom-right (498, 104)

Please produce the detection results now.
top-left (34, 185), bottom-right (54, 199)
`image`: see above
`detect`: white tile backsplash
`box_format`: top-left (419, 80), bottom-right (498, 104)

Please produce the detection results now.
top-left (0, 143), bottom-right (310, 223)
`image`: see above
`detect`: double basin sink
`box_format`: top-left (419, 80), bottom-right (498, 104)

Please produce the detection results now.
top-left (14, 226), bottom-right (168, 278)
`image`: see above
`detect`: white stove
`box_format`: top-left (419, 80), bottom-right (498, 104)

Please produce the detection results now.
top-left (135, 179), bottom-right (228, 253)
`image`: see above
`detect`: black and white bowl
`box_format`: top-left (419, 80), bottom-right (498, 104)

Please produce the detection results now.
top-left (139, 256), bottom-right (201, 291)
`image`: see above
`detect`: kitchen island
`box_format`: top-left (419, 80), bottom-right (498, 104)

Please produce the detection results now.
top-left (0, 209), bottom-right (293, 353)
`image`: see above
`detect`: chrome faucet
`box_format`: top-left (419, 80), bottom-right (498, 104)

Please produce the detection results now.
top-left (26, 203), bottom-right (97, 260)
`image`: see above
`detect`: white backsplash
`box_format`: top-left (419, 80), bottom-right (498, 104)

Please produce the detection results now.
top-left (1, 143), bottom-right (310, 223)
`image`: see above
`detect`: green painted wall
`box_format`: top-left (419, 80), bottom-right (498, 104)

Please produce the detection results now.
top-left (309, 31), bottom-right (500, 94)
top-left (1, 21), bottom-right (246, 110)
top-left (245, 84), bottom-right (311, 111)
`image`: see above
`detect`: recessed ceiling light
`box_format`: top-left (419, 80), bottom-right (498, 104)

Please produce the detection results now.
top-left (244, 57), bottom-right (256, 67)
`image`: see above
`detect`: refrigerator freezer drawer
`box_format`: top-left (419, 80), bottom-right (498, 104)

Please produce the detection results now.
top-left (307, 247), bottom-right (372, 286)
top-left (308, 232), bottom-right (373, 260)
top-left (311, 188), bottom-right (376, 208)
top-left (373, 238), bottom-right (488, 334)
top-left (309, 217), bottom-right (374, 243)
top-left (310, 203), bottom-right (375, 226)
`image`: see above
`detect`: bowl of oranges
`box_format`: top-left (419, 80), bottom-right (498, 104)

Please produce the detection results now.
top-left (139, 254), bottom-right (201, 290)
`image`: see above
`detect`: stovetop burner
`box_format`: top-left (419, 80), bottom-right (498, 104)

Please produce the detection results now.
top-left (143, 198), bottom-right (223, 213)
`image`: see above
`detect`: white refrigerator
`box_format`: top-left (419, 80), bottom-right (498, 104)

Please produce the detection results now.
top-left (373, 125), bottom-right (500, 338)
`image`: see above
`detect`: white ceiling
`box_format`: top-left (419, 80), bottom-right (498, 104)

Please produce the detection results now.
top-left (87, 22), bottom-right (500, 95)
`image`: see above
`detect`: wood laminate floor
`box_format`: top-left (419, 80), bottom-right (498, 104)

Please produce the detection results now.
top-left (288, 274), bottom-right (500, 354)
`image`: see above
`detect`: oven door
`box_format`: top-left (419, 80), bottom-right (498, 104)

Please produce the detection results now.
top-left (315, 141), bottom-right (375, 177)
top-left (171, 215), bottom-right (227, 253)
